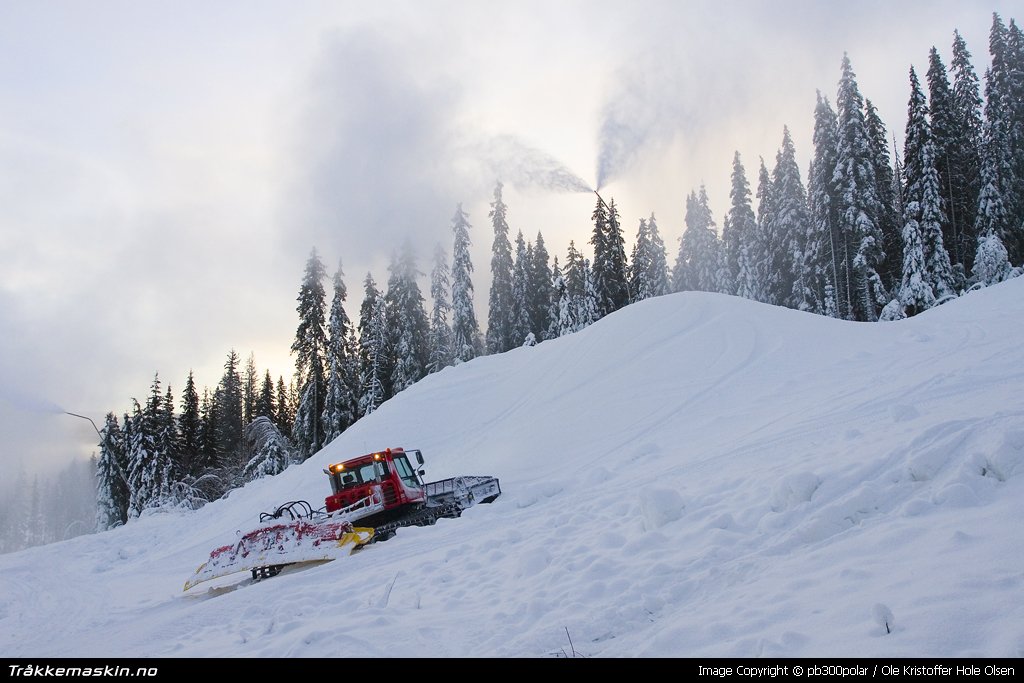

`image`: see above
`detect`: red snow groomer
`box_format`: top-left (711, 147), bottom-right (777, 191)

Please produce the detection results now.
top-left (184, 448), bottom-right (501, 591)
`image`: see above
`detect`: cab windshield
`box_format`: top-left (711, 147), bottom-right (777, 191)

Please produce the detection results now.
top-left (335, 460), bottom-right (388, 490)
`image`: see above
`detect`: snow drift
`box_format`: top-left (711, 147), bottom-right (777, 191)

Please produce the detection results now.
top-left (2, 280), bottom-right (1023, 657)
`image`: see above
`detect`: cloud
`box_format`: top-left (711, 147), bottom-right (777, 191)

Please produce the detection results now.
top-left (285, 28), bottom-right (467, 264)
top-left (284, 27), bottom-right (595, 268)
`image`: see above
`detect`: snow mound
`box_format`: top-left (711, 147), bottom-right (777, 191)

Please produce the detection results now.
top-left (2, 279), bottom-right (1024, 657)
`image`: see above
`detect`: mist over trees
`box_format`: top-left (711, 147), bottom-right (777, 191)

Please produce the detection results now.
top-left (5, 10), bottom-right (1021, 555)
top-left (0, 459), bottom-right (96, 554)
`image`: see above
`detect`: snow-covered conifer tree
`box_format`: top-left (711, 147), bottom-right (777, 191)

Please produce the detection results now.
top-left (834, 54), bottom-right (888, 320)
top-left (898, 207), bottom-right (936, 317)
top-left (450, 204), bottom-right (482, 361)
top-left (864, 100), bottom-right (903, 292)
top-left (322, 260), bottom-right (357, 445)
top-left (590, 197), bottom-right (630, 316)
top-left (96, 412), bottom-right (128, 530)
top-left (428, 243), bottom-right (455, 373)
top-left (904, 66), bottom-right (958, 302)
top-left (510, 230), bottom-right (531, 344)
top-left (809, 92), bottom-right (843, 317)
top-left (486, 182), bottom-right (515, 354)
top-left (527, 232), bottom-right (553, 340)
top-left (290, 249), bottom-right (328, 459)
top-left (772, 127), bottom-right (813, 309)
top-left (387, 242), bottom-right (430, 393)
top-left (949, 29), bottom-right (985, 271)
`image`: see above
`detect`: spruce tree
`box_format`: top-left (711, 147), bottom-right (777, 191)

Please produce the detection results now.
top-left (242, 353), bottom-right (257, 427)
top-left (322, 260), bottom-right (357, 445)
top-left (983, 14), bottom-right (1024, 262)
top-left (198, 387), bottom-right (220, 472)
top-left (809, 92), bottom-right (843, 317)
top-left (892, 136), bottom-right (907, 220)
top-left (950, 29), bottom-right (985, 271)
top-left (755, 158), bottom-right (779, 303)
top-left (897, 216), bottom-right (936, 317)
top-left (159, 383), bottom-right (180, 490)
top-left (559, 245), bottom-right (582, 336)
top-left (590, 197), bottom-right (630, 316)
top-left (275, 376), bottom-right (292, 436)
top-left (834, 54), bottom-right (887, 321)
top-left (127, 377), bottom-right (169, 517)
top-left (728, 153), bottom-right (760, 302)
top-left (486, 182), bottom-right (515, 354)
top-left (975, 156), bottom-right (1011, 252)
top-left (96, 413), bottom-right (128, 529)
top-left (676, 188), bottom-right (723, 294)
top-left (723, 154), bottom-right (748, 296)
top-left (996, 18), bottom-right (1024, 244)
top-left (428, 243), bottom-right (455, 373)
top-left (629, 217), bottom-right (652, 302)
top-left (671, 192), bottom-right (696, 294)
top-left (357, 273), bottom-right (390, 416)
top-left (216, 349), bottom-right (244, 466)
top-left (178, 370), bottom-right (201, 477)
top-left (256, 370), bottom-right (276, 422)
top-left (904, 66), bottom-right (958, 302)
top-left (527, 232), bottom-right (553, 340)
top-left (360, 293), bottom-right (389, 416)
top-left (387, 242), bottom-right (430, 394)
top-left (149, 375), bottom-right (175, 502)
top-left (926, 47), bottom-right (961, 269)
top-left (581, 258), bottom-right (601, 328)
top-left (510, 230), bottom-right (531, 344)
top-left (560, 241), bottom-right (598, 334)
top-left (590, 197), bottom-right (609, 292)
top-left (972, 232), bottom-right (1015, 286)
top-left (547, 256), bottom-right (565, 340)
top-left (450, 204), bottom-right (482, 362)
top-left (291, 248), bottom-right (328, 459)
top-left (864, 100), bottom-right (903, 292)
top-left (772, 127), bottom-right (813, 309)
top-left (646, 214), bottom-right (670, 298)
top-left (292, 356), bottom-right (325, 460)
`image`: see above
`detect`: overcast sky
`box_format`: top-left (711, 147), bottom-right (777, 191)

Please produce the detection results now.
top-left (0, 0), bottom-right (1014, 476)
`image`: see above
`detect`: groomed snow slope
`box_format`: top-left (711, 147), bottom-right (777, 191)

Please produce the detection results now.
top-left (3, 281), bottom-right (1024, 657)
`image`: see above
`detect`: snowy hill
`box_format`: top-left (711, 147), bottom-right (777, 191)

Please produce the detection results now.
top-left (2, 282), bottom-right (1023, 657)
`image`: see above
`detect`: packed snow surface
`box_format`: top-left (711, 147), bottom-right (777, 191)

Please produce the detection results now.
top-left (3, 282), bottom-right (1024, 657)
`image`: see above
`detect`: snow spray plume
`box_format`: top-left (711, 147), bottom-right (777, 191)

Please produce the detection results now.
top-left (595, 50), bottom-right (695, 190)
top-left (0, 388), bottom-right (65, 415)
top-left (470, 135), bottom-right (592, 193)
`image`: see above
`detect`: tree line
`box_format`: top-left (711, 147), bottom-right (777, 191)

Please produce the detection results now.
top-left (92, 12), bottom-right (1022, 532)
top-left (669, 14), bottom-right (1023, 321)
top-left (93, 353), bottom-right (299, 530)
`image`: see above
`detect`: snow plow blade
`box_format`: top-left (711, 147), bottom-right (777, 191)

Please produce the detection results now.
top-left (184, 520), bottom-right (374, 591)
top-left (185, 488), bottom-right (385, 591)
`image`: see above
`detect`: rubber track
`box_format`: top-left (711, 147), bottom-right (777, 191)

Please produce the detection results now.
top-left (370, 501), bottom-right (464, 540)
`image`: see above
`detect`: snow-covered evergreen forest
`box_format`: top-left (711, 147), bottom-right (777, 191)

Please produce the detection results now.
top-left (5, 11), bottom-right (1019, 554)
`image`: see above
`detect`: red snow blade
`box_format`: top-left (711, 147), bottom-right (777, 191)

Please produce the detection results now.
top-left (184, 519), bottom-right (375, 591)
top-left (184, 491), bottom-right (384, 591)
